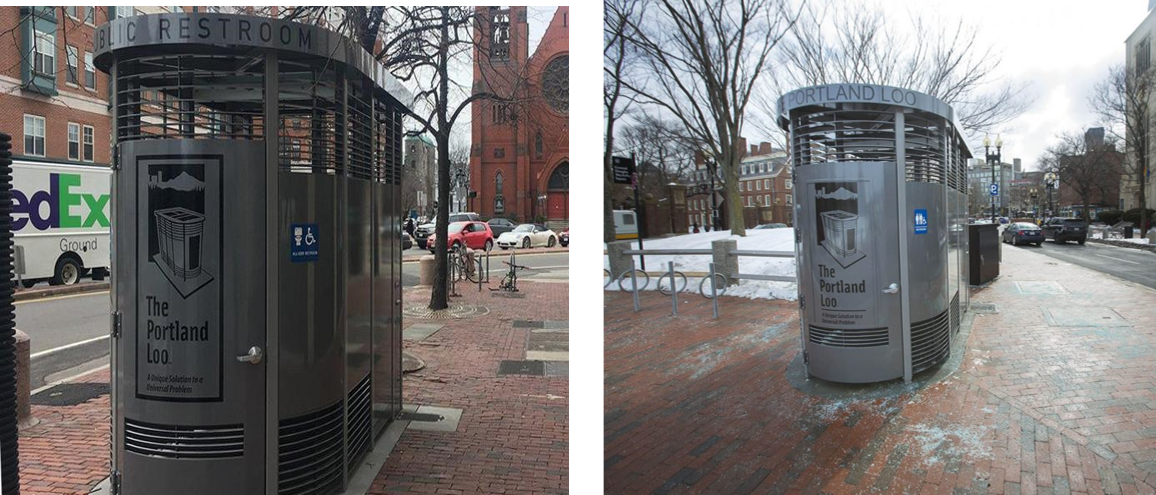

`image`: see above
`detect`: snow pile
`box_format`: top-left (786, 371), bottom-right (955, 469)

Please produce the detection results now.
top-left (1119, 238), bottom-right (1151, 245)
top-left (604, 229), bottom-right (798, 300)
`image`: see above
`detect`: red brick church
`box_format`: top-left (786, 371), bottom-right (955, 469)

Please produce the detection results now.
top-left (469, 6), bottom-right (569, 226)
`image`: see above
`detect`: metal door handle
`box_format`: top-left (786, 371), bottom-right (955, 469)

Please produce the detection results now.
top-left (237, 346), bottom-right (263, 365)
top-left (882, 283), bottom-right (899, 294)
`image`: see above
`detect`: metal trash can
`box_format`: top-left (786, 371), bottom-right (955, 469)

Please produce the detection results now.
top-left (1125, 226), bottom-right (1134, 239)
top-left (778, 84), bottom-right (971, 384)
top-left (968, 224), bottom-right (1000, 285)
top-left (95, 12), bottom-right (411, 495)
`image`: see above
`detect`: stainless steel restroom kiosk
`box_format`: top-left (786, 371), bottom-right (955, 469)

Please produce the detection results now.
top-left (94, 12), bottom-right (411, 494)
top-left (778, 84), bottom-right (971, 384)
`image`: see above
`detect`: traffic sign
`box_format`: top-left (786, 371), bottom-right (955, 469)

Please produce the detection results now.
top-left (989, 183), bottom-right (999, 196)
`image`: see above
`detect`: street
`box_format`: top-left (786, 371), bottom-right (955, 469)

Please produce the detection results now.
top-left (17, 249), bottom-right (568, 390)
top-left (1003, 236), bottom-right (1156, 290)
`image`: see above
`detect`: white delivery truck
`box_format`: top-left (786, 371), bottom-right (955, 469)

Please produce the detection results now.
top-left (11, 159), bottom-right (111, 287)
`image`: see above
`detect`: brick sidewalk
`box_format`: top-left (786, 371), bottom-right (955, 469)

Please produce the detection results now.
top-left (605, 245), bottom-right (1156, 494)
top-left (15, 281), bottom-right (567, 495)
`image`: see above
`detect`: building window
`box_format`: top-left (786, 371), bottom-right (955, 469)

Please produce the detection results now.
top-left (82, 125), bottom-right (94, 162)
top-left (787, 194), bottom-right (793, 204)
top-left (24, 115), bottom-right (45, 157)
top-left (33, 29), bottom-right (54, 77)
top-left (535, 131), bottom-right (543, 158)
top-left (542, 55), bottom-right (568, 114)
top-left (83, 7), bottom-right (94, 25)
top-left (114, 6), bottom-right (134, 19)
top-left (67, 123), bottom-right (80, 160)
top-left (764, 179), bottom-right (770, 189)
top-left (756, 181), bottom-right (762, 191)
top-left (65, 46), bottom-right (78, 85)
top-left (494, 171), bottom-right (505, 213)
top-left (490, 8), bottom-right (510, 60)
top-left (785, 180), bottom-right (792, 190)
top-left (84, 51), bottom-right (96, 89)
top-left (1139, 37), bottom-right (1152, 74)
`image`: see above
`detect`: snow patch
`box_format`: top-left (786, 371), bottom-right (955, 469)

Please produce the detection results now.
top-left (907, 423), bottom-right (993, 467)
top-left (605, 229), bottom-right (798, 300)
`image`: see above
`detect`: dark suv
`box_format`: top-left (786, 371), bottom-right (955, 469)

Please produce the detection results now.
top-left (1041, 217), bottom-right (1087, 244)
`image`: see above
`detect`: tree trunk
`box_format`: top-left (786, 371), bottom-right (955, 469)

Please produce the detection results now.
top-left (429, 8), bottom-right (451, 310)
top-left (725, 137), bottom-right (746, 236)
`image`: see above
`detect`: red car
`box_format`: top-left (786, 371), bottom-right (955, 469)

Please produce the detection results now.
top-left (427, 221), bottom-right (494, 252)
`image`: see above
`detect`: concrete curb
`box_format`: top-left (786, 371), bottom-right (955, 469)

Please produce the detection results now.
top-left (15, 282), bottom-right (109, 301)
top-left (1087, 237), bottom-right (1156, 253)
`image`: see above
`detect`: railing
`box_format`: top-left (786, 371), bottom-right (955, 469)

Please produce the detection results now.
top-left (606, 243), bottom-right (797, 319)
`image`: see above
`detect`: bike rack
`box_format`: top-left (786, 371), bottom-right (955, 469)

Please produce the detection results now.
top-left (615, 261), bottom-right (729, 319)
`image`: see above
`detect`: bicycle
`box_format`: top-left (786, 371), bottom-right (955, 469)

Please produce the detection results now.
top-left (493, 260), bottom-right (530, 292)
top-left (451, 245), bottom-right (481, 284)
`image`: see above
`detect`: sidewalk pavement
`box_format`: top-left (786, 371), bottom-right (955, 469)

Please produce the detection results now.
top-left (16, 280), bottom-right (568, 495)
top-left (605, 244), bottom-right (1156, 494)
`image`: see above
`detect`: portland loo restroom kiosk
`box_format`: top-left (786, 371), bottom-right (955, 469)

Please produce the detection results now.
top-left (94, 12), bottom-right (410, 494)
top-left (778, 84), bottom-right (971, 384)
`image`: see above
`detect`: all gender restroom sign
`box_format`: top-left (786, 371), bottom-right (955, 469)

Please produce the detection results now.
top-left (136, 154), bottom-right (224, 401)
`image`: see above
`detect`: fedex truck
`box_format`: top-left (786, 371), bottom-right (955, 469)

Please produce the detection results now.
top-left (11, 159), bottom-right (111, 287)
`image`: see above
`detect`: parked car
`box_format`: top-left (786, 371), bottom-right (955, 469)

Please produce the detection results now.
top-left (1001, 222), bottom-right (1044, 246)
top-left (496, 224), bottom-right (557, 249)
top-left (998, 217), bottom-right (1010, 225)
top-left (402, 231), bottom-right (414, 250)
top-left (427, 221), bottom-right (494, 253)
top-left (754, 223), bottom-right (788, 229)
top-left (559, 228), bottom-right (569, 247)
top-left (414, 212), bottom-right (482, 249)
top-left (1041, 217), bottom-right (1087, 244)
top-left (487, 217), bottom-right (517, 237)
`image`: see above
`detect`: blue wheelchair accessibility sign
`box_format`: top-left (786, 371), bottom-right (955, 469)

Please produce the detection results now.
top-left (290, 223), bottom-right (320, 262)
top-left (914, 209), bottom-right (928, 234)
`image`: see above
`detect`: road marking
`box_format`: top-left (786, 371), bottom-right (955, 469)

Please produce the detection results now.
top-left (1095, 253), bottom-right (1141, 265)
top-left (16, 289), bottom-right (109, 305)
top-left (30, 363), bottom-right (110, 396)
top-left (30, 334), bottom-right (109, 359)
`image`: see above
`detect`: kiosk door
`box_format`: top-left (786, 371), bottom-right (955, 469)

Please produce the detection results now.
top-left (797, 161), bottom-right (905, 383)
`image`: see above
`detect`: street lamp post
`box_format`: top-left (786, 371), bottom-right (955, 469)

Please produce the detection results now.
top-left (984, 134), bottom-right (1003, 223)
top-left (1044, 172), bottom-right (1057, 218)
top-left (706, 158), bottom-right (721, 229)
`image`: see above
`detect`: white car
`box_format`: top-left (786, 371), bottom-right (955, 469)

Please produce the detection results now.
top-left (496, 224), bottom-right (557, 249)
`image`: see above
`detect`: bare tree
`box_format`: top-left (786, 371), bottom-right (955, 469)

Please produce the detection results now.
top-left (1091, 65), bottom-right (1154, 237)
top-left (604, 0), bottom-right (639, 242)
top-left (611, 117), bottom-right (698, 206)
top-left (1039, 130), bottom-right (1123, 223)
top-left (753, 0), bottom-right (1031, 139)
top-left (616, 0), bottom-right (801, 237)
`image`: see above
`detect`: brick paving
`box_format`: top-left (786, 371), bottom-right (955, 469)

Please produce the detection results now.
top-left (605, 244), bottom-right (1156, 494)
top-left (372, 281), bottom-right (569, 494)
top-left (15, 280), bottom-right (568, 495)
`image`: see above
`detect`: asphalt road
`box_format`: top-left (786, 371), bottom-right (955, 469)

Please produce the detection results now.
top-left (1004, 237), bottom-right (1156, 290)
top-left (18, 250), bottom-right (568, 389)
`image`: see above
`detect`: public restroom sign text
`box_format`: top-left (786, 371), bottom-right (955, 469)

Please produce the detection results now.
top-left (135, 154), bottom-right (224, 402)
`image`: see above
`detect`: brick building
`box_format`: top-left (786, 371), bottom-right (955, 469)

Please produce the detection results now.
top-left (469, 7), bottom-right (569, 227)
top-left (1, 7), bottom-right (189, 167)
top-left (403, 135), bottom-right (437, 218)
top-left (685, 139), bottom-right (793, 230)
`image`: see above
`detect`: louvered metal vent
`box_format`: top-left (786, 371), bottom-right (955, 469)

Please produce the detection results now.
top-left (808, 325), bottom-right (889, 348)
top-left (911, 308), bottom-right (951, 373)
top-left (347, 374), bottom-right (372, 470)
top-left (904, 113), bottom-right (945, 184)
top-left (791, 108), bottom-right (898, 167)
top-left (124, 418), bottom-right (244, 459)
top-left (278, 400), bottom-right (344, 495)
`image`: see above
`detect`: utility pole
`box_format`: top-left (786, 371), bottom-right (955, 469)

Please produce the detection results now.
top-left (984, 134), bottom-right (1003, 223)
top-left (632, 152), bottom-right (645, 270)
